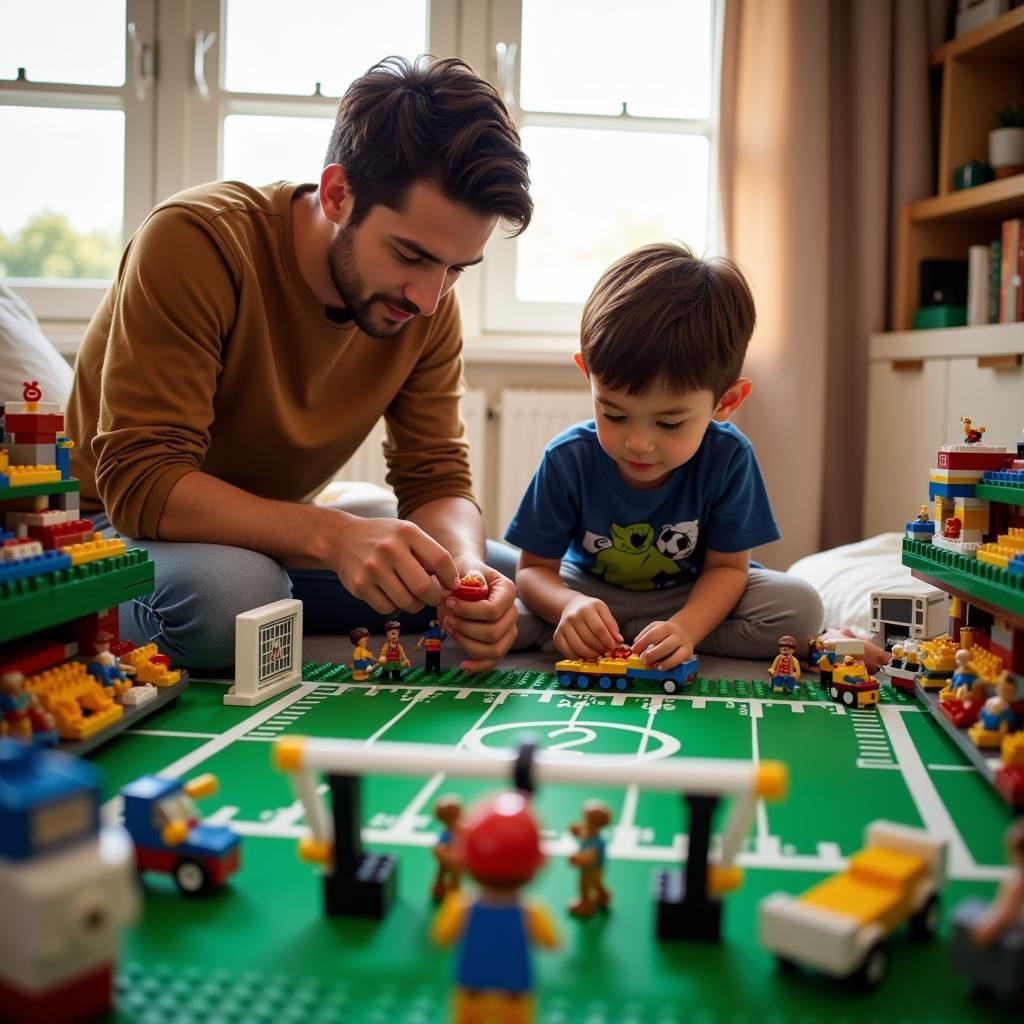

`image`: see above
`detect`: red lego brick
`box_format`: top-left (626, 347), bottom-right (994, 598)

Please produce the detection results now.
top-left (8, 432), bottom-right (58, 444)
top-left (28, 519), bottom-right (94, 549)
top-left (936, 451), bottom-right (1013, 470)
top-left (994, 765), bottom-right (1024, 810)
top-left (0, 638), bottom-right (76, 677)
top-left (110, 640), bottom-right (135, 658)
top-left (2, 412), bottom-right (64, 434)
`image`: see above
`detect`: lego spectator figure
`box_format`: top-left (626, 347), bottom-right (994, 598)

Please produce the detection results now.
top-left (811, 635), bottom-right (838, 688)
top-left (348, 627), bottom-right (375, 681)
top-left (432, 791), bottom-right (557, 1023)
top-left (0, 670), bottom-right (31, 738)
top-left (416, 619), bottom-right (449, 675)
top-left (431, 794), bottom-right (463, 902)
top-left (961, 416), bottom-right (986, 445)
top-left (66, 56), bottom-right (533, 675)
top-left (567, 799), bottom-right (613, 917)
top-left (768, 635), bottom-right (801, 694)
top-left (88, 631), bottom-right (136, 695)
top-left (377, 621), bottom-right (411, 681)
top-left (971, 819), bottom-right (1024, 946)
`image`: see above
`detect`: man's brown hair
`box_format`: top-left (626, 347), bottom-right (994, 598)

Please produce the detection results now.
top-left (326, 55), bottom-right (532, 235)
top-left (580, 243), bottom-right (756, 399)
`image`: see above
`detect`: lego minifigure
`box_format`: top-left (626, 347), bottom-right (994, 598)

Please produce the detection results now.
top-left (943, 516), bottom-right (962, 540)
top-left (0, 671), bottom-right (32, 738)
top-left (811, 636), bottom-right (838, 688)
top-left (916, 505), bottom-right (930, 523)
top-left (432, 791), bottom-right (557, 1024)
top-left (889, 643), bottom-right (905, 669)
top-left (961, 416), bottom-right (986, 445)
top-left (431, 794), bottom-right (463, 902)
top-left (377, 621), bottom-right (411, 682)
top-left (415, 619), bottom-right (449, 676)
top-left (567, 799), bottom-right (613, 917)
top-left (975, 672), bottom-right (1017, 736)
top-left (904, 641), bottom-right (921, 673)
top-left (951, 649), bottom-right (977, 699)
top-left (970, 819), bottom-right (1024, 946)
top-left (348, 627), bottom-right (375, 681)
top-left (768, 635), bottom-right (801, 694)
top-left (87, 630), bottom-right (136, 695)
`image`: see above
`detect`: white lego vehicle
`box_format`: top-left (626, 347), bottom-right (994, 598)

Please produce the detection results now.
top-left (759, 821), bottom-right (947, 988)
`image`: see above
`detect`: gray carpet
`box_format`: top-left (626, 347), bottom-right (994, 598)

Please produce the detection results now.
top-left (303, 632), bottom-right (768, 682)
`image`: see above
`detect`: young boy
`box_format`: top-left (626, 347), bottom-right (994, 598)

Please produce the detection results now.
top-left (507, 243), bottom-right (823, 670)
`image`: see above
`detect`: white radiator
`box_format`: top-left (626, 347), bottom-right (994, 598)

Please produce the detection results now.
top-left (333, 388), bottom-right (488, 499)
top-left (496, 387), bottom-right (593, 534)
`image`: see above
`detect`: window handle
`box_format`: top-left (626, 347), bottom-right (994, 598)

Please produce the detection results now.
top-left (127, 21), bottom-right (155, 102)
top-left (194, 30), bottom-right (217, 101)
top-left (495, 41), bottom-right (518, 108)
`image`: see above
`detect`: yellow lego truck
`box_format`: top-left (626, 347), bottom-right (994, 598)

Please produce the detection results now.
top-left (758, 820), bottom-right (947, 988)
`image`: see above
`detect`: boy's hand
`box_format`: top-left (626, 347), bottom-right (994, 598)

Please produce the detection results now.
top-left (440, 560), bottom-right (518, 672)
top-left (631, 620), bottom-right (695, 671)
top-left (554, 595), bottom-right (623, 662)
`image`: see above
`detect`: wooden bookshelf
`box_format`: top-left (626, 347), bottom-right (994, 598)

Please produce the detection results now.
top-left (894, 6), bottom-right (1024, 329)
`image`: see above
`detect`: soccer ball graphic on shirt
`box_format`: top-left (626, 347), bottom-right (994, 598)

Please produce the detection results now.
top-left (656, 520), bottom-right (699, 561)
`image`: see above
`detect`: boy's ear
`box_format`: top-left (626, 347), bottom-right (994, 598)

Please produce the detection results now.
top-left (712, 378), bottom-right (752, 422)
top-left (573, 352), bottom-right (589, 378)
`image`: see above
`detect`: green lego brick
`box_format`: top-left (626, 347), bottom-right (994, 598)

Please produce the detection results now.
top-left (0, 477), bottom-right (80, 501)
top-left (901, 537), bottom-right (1024, 621)
top-left (975, 481), bottom-right (1024, 506)
top-left (0, 548), bottom-right (155, 644)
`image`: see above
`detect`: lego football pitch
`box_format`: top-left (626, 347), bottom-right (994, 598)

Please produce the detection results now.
top-left (91, 665), bottom-right (1016, 1024)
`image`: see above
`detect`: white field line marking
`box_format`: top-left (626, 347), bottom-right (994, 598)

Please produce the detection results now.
top-left (384, 691), bottom-right (511, 837)
top-left (101, 683), bottom-right (320, 820)
top-left (611, 696), bottom-right (662, 853)
top-left (879, 706), bottom-right (976, 876)
top-left (363, 687), bottom-right (437, 746)
top-left (748, 700), bottom-right (769, 843)
top-left (927, 763), bottom-right (977, 772)
top-left (127, 729), bottom-right (218, 739)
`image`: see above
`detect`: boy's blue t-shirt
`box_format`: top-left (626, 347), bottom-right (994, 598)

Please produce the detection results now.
top-left (505, 420), bottom-right (780, 591)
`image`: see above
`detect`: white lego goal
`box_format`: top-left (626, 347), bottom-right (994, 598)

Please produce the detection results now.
top-left (224, 599), bottom-right (303, 707)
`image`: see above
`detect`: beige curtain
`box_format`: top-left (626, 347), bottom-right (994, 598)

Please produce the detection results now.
top-left (719, 0), bottom-right (946, 569)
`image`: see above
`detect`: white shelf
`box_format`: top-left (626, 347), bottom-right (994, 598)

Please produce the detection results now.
top-left (869, 323), bottom-right (1024, 361)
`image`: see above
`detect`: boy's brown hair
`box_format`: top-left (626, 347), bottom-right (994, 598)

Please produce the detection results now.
top-left (579, 243), bottom-right (756, 399)
top-left (326, 55), bottom-right (532, 236)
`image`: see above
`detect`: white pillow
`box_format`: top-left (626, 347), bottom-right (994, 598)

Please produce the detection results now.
top-left (0, 282), bottom-right (74, 409)
top-left (787, 532), bottom-right (938, 637)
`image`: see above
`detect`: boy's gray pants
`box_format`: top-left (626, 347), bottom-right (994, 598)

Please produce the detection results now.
top-left (512, 562), bottom-right (824, 660)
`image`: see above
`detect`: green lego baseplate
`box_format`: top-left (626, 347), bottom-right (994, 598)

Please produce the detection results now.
top-left (974, 481), bottom-right (1024, 505)
top-left (0, 548), bottom-right (155, 644)
top-left (902, 537), bottom-right (1024, 624)
top-left (301, 661), bottom-right (914, 704)
top-left (0, 477), bottom-right (79, 502)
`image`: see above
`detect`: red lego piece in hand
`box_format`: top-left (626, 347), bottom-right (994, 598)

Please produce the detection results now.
top-left (453, 571), bottom-right (489, 601)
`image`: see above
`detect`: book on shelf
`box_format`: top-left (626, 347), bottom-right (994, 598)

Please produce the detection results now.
top-left (999, 219), bottom-right (1022, 323)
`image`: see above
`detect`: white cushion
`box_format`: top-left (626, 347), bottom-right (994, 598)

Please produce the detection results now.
top-left (0, 282), bottom-right (74, 408)
top-left (787, 532), bottom-right (931, 637)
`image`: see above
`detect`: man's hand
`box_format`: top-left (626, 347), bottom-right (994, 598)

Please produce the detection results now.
top-left (630, 620), bottom-right (695, 672)
top-left (330, 514), bottom-right (462, 614)
top-left (440, 560), bottom-right (518, 672)
top-left (819, 627), bottom-right (890, 674)
top-left (554, 595), bottom-right (622, 662)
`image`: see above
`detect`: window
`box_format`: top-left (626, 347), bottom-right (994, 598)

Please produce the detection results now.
top-left (0, 0), bottom-right (155, 317)
top-left (481, 0), bottom-right (723, 335)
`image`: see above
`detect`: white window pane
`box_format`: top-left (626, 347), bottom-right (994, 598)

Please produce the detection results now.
top-left (222, 115), bottom-right (334, 185)
top-left (517, 127), bottom-right (709, 304)
top-left (224, 0), bottom-right (427, 96)
top-left (520, 0), bottom-right (712, 119)
top-left (0, 0), bottom-right (125, 86)
top-left (0, 107), bottom-right (123, 280)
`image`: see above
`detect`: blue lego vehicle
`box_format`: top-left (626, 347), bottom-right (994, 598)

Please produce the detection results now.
top-left (555, 649), bottom-right (699, 694)
top-left (121, 773), bottom-right (241, 895)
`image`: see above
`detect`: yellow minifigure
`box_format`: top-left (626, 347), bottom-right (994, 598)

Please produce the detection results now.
top-left (916, 505), bottom-right (929, 523)
top-left (961, 416), bottom-right (986, 445)
top-left (348, 626), bottom-right (375, 681)
top-left (768, 635), bottom-right (801, 695)
top-left (431, 795), bottom-right (463, 902)
top-left (567, 799), bottom-right (613, 917)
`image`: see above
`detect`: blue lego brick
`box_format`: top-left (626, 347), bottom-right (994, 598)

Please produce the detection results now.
top-left (56, 444), bottom-right (71, 480)
top-left (0, 548), bottom-right (73, 584)
top-left (0, 738), bottom-right (101, 861)
top-left (928, 481), bottom-right (977, 499)
top-left (905, 521), bottom-right (936, 537)
top-left (0, 530), bottom-right (13, 542)
top-left (1011, 555), bottom-right (1024, 577)
top-left (982, 469), bottom-right (1024, 484)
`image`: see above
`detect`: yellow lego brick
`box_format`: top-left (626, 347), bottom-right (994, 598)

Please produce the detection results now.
top-left (61, 535), bottom-right (127, 565)
top-left (123, 643), bottom-right (181, 687)
top-left (3, 464), bottom-right (62, 486)
top-left (977, 544), bottom-right (1012, 569)
top-left (849, 846), bottom-right (927, 891)
top-left (0, 450), bottom-right (6, 472)
top-left (26, 662), bottom-right (123, 739)
top-left (802, 873), bottom-right (903, 929)
top-left (998, 528), bottom-right (1024, 553)
top-left (1002, 732), bottom-right (1024, 768)
top-left (968, 646), bottom-right (1005, 683)
top-left (954, 507), bottom-right (990, 532)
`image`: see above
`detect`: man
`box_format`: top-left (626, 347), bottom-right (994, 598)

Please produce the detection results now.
top-left (67, 56), bottom-right (531, 672)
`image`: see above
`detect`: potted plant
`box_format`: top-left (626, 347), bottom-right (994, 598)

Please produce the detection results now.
top-left (989, 105), bottom-right (1024, 178)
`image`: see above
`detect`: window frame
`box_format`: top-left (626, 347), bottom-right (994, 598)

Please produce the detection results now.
top-left (476, 0), bottom-right (725, 339)
top-left (0, 0), bottom-right (157, 320)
